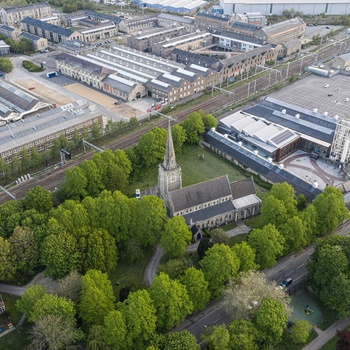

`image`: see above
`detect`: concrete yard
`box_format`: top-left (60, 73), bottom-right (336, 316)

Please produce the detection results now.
top-left (270, 74), bottom-right (350, 120)
top-left (16, 78), bottom-right (73, 106)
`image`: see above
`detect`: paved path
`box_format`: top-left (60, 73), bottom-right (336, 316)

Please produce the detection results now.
top-left (302, 317), bottom-right (350, 350)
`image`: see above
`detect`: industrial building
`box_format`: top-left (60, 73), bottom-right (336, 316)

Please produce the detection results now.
top-left (0, 79), bottom-right (52, 125)
top-left (219, 0), bottom-right (350, 16)
top-left (0, 100), bottom-right (103, 165)
top-left (0, 25), bottom-right (20, 40)
top-left (79, 23), bottom-right (117, 42)
top-left (55, 46), bottom-right (219, 103)
top-left (0, 2), bottom-right (52, 27)
top-left (132, 0), bottom-right (207, 13)
top-left (127, 26), bottom-right (188, 52)
top-left (118, 14), bottom-right (158, 33)
top-left (157, 13), bottom-right (195, 31)
top-left (57, 40), bottom-right (92, 55)
top-left (195, 12), bottom-right (235, 32)
top-left (332, 52), bottom-right (350, 70)
top-left (212, 31), bottom-right (264, 52)
top-left (19, 32), bottom-right (48, 51)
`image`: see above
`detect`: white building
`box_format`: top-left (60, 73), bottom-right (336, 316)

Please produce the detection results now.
top-left (220, 0), bottom-right (350, 16)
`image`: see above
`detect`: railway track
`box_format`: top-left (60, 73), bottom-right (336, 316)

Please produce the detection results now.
top-left (0, 42), bottom-right (347, 204)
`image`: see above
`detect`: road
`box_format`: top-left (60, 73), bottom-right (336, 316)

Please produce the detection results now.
top-left (175, 219), bottom-right (350, 347)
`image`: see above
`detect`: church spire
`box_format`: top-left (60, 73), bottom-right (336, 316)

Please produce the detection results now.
top-left (163, 119), bottom-right (177, 170)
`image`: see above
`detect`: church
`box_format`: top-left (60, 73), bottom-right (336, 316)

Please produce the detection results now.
top-left (157, 122), bottom-right (262, 232)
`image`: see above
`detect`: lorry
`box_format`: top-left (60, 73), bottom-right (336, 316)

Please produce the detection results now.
top-left (47, 71), bottom-right (58, 78)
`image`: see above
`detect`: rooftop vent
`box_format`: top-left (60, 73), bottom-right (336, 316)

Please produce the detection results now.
top-left (281, 109), bottom-right (286, 114)
top-left (295, 114), bottom-right (300, 119)
top-left (268, 157), bottom-right (273, 163)
top-left (238, 141), bottom-right (242, 147)
top-left (211, 127), bottom-right (215, 132)
top-left (224, 134), bottom-right (228, 138)
top-left (278, 164), bottom-right (284, 169)
top-left (334, 115), bottom-right (339, 120)
top-left (312, 181), bottom-right (319, 189)
top-left (254, 150), bottom-right (258, 155)
top-left (323, 111), bottom-right (328, 117)
top-left (313, 108), bottom-right (318, 113)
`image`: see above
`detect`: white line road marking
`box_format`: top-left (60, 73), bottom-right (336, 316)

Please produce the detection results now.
top-left (297, 264), bottom-right (304, 269)
top-left (286, 270), bottom-right (294, 276)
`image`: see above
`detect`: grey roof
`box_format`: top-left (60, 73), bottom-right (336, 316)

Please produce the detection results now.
top-left (213, 31), bottom-right (263, 45)
top-left (230, 177), bottom-right (256, 200)
top-left (338, 52), bottom-right (350, 62)
top-left (58, 40), bottom-right (89, 49)
top-left (244, 97), bottom-right (337, 144)
top-left (182, 201), bottom-right (235, 225)
top-left (3, 2), bottom-right (50, 13)
top-left (19, 32), bottom-right (42, 42)
top-left (262, 17), bottom-right (304, 36)
top-left (21, 17), bottom-right (75, 38)
top-left (220, 44), bottom-right (273, 67)
top-left (145, 79), bottom-right (172, 92)
top-left (83, 10), bottom-right (122, 24)
top-left (204, 130), bottom-right (322, 201)
top-left (230, 21), bottom-right (259, 32)
top-left (169, 175), bottom-right (232, 212)
top-left (124, 14), bottom-right (157, 25)
top-left (282, 38), bottom-right (301, 49)
top-left (0, 79), bottom-right (39, 117)
top-left (102, 76), bottom-right (137, 93)
top-left (55, 53), bottom-right (115, 76)
top-left (195, 12), bottom-right (232, 23)
top-left (171, 48), bottom-right (219, 67)
top-left (158, 13), bottom-right (194, 24)
top-left (0, 25), bottom-right (16, 32)
top-left (170, 69), bottom-right (196, 82)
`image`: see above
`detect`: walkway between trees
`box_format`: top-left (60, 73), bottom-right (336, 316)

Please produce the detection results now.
top-left (302, 317), bottom-right (350, 350)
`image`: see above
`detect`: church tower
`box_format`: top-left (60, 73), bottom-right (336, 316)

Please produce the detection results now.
top-left (158, 120), bottom-right (182, 202)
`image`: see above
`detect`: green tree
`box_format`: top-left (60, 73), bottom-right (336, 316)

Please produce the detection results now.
top-left (0, 236), bottom-right (16, 282)
top-left (200, 244), bottom-right (240, 298)
top-left (248, 224), bottom-right (285, 269)
top-left (179, 267), bottom-right (210, 312)
top-left (180, 112), bottom-right (205, 144)
top-left (201, 324), bottom-right (229, 350)
top-left (319, 273), bottom-right (350, 317)
top-left (9, 226), bottom-right (39, 277)
top-left (280, 216), bottom-right (307, 253)
top-left (289, 320), bottom-right (312, 344)
top-left (228, 320), bottom-right (259, 350)
top-left (254, 298), bottom-right (288, 346)
top-left (41, 232), bottom-right (81, 279)
top-left (104, 310), bottom-right (128, 350)
top-left (119, 289), bottom-right (157, 347)
top-left (58, 270), bottom-right (82, 303)
top-left (23, 186), bottom-right (53, 213)
top-left (268, 183), bottom-right (297, 217)
top-left (201, 113), bottom-right (217, 129)
top-left (161, 216), bottom-right (192, 258)
top-left (87, 325), bottom-right (108, 350)
top-left (64, 166), bottom-right (88, 200)
top-left (223, 270), bottom-right (292, 321)
top-left (197, 235), bottom-right (213, 260)
top-left (172, 124), bottom-right (187, 154)
top-left (149, 272), bottom-right (193, 331)
top-left (137, 127), bottom-right (167, 169)
top-left (28, 314), bottom-right (81, 350)
top-left (79, 269), bottom-right (115, 327)
top-left (260, 195), bottom-right (288, 228)
top-left (0, 57), bottom-right (13, 72)
top-left (231, 241), bottom-right (258, 272)
top-left (313, 187), bottom-right (349, 234)
top-left (79, 160), bottom-right (104, 197)
top-left (84, 228), bottom-right (117, 273)
top-left (308, 244), bottom-right (348, 292)
top-left (16, 285), bottom-right (46, 318)
top-left (152, 330), bottom-right (199, 350)
top-left (158, 257), bottom-right (193, 279)
top-left (30, 294), bottom-right (76, 324)
top-left (298, 204), bottom-right (318, 243)
top-left (0, 200), bottom-right (23, 238)
top-left (210, 228), bottom-right (229, 245)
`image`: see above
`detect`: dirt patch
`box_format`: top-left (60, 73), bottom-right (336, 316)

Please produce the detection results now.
top-left (16, 79), bottom-right (73, 106)
top-left (65, 83), bottom-right (143, 119)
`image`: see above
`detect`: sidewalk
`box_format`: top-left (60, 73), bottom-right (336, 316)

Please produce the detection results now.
top-left (302, 317), bottom-right (350, 350)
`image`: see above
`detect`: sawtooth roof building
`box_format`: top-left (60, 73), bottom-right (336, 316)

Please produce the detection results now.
top-left (132, 0), bottom-right (207, 13)
top-left (219, 0), bottom-right (350, 16)
top-left (0, 100), bottom-right (103, 165)
top-left (0, 79), bottom-right (52, 125)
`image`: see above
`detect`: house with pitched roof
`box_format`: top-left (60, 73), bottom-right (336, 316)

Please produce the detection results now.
top-left (158, 122), bottom-right (261, 232)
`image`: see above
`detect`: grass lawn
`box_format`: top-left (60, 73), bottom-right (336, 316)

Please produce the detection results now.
top-left (317, 308), bottom-right (339, 331)
top-left (0, 321), bottom-right (30, 350)
top-left (228, 233), bottom-right (249, 247)
top-left (221, 222), bottom-right (237, 231)
top-left (274, 329), bottom-right (318, 350)
top-left (320, 335), bottom-right (337, 350)
top-left (244, 215), bottom-right (263, 229)
top-left (125, 144), bottom-right (270, 199)
top-left (1, 293), bottom-right (22, 325)
top-left (108, 247), bottom-right (154, 301)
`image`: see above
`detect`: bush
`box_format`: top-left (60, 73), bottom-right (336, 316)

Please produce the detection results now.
top-left (22, 60), bottom-right (43, 72)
